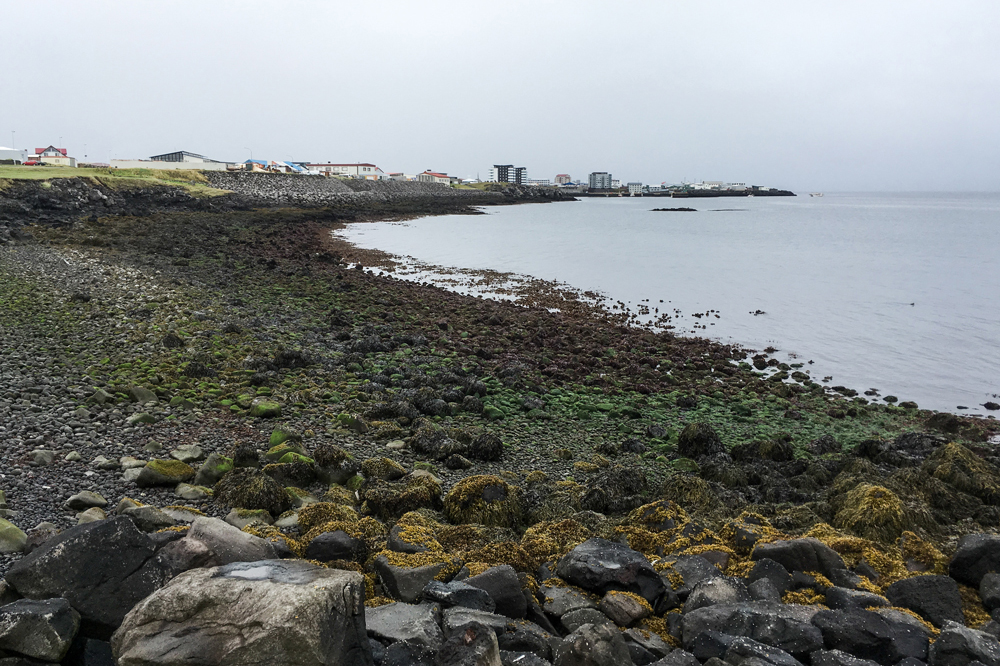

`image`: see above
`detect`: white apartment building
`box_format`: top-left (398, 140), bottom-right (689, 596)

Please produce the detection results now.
top-left (305, 163), bottom-right (386, 180)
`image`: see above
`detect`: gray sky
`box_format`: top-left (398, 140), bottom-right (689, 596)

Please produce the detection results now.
top-left (5, 1), bottom-right (999, 191)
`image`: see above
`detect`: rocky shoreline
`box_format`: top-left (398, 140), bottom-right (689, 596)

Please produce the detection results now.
top-left (0, 175), bottom-right (998, 665)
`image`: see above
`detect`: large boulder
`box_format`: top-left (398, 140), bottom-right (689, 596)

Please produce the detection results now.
top-left (682, 602), bottom-right (823, 658)
top-left (437, 620), bottom-right (502, 666)
top-left (5, 517), bottom-right (169, 639)
top-left (557, 538), bottom-right (665, 605)
top-left (0, 598), bottom-right (81, 662)
top-left (464, 565), bottom-right (527, 619)
top-left (554, 622), bottom-right (632, 666)
top-left (811, 608), bottom-right (930, 664)
top-left (112, 560), bottom-right (371, 666)
top-left (950, 534), bottom-right (1000, 588)
top-left (929, 621), bottom-right (1000, 666)
top-left (751, 538), bottom-right (847, 578)
top-left (885, 575), bottom-right (964, 628)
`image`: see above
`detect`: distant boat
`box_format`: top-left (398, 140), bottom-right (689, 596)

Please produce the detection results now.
top-left (809, 192), bottom-right (824, 197)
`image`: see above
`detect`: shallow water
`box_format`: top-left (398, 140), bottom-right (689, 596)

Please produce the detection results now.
top-left (341, 193), bottom-right (1000, 414)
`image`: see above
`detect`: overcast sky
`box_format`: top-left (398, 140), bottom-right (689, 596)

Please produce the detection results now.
top-left (4, 1), bottom-right (999, 191)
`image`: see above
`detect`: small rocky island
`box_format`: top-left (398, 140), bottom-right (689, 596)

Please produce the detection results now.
top-left (0, 172), bottom-right (998, 665)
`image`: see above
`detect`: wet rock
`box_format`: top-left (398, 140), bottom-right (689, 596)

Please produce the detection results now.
top-left (671, 555), bottom-right (722, 598)
top-left (423, 580), bottom-right (497, 613)
top-left (810, 649), bottom-right (881, 666)
top-left (112, 560), bottom-right (370, 666)
top-left (748, 559), bottom-right (793, 596)
top-left (748, 578), bottom-right (782, 603)
top-left (886, 575), bottom-right (964, 628)
top-left (557, 538), bottom-right (665, 605)
top-left (981, 573), bottom-right (1000, 612)
top-left (824, 587), bottom-right (890, 611)
top-left (650, 649), bottom-right (700, 666)
top-left (561, 607), bottom-right (614, 632)
top-left (724, 636), bottom-right (803, 666)
top-left (365, 601), bottom-right (444, 650)
top-left (0, 598), bottom-right (81, 662)
top-left (540, 583), bottom-right (598, 617)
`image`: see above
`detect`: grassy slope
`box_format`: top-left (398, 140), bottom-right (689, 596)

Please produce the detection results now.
top-left (0, 165), bottom-right (229, 198)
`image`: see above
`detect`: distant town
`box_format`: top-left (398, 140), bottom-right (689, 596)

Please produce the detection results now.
top-left (0, 145), bottom-right (792, 197)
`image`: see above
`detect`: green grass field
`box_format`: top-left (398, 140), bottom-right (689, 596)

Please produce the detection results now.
top-left (0, 165), bottom-right (229, 198)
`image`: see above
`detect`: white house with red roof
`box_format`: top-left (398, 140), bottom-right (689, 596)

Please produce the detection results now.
top-left (304, 163), bottom-right (385, 180)
top-left (32, 146), bottom-right (76, 167)
top-left (416, 170), bottom-right (451, 185)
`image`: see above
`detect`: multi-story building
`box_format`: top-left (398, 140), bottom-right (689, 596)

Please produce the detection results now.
top-left (526, 179), bottom-right (551, 186)
top-left (627, 182), bottom-right (643, 195)
top-left (554, 174), bottom-right (571, 185)
top-left (305, 163), bottom-right (385, 180)
top-left (489, 164), bottom-right (527, 185)
top-left (588, 172), bottom-right (612, 189)
top-left (611, 179), bottom-right (621, 189)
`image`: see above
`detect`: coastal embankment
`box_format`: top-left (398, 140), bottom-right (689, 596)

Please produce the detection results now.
top-left (0, 173), bottom-right (998, 664)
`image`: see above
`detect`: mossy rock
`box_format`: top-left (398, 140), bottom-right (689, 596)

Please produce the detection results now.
top-left (482, 405), bottom-right (506, 421)
top-left (361, 473), bottom-right (443, 521)
top-left (265, 442), bottom-right (307, 463)
top-left (443, 475), bottom-right (523, 528)
top-left (361, 457), bottom-right (406, 481)
top-left (833, 483), bottom-right (906, 543)
top-left (277, 452), bottom-right (314, 465)
top-left (269, 425), bottom-right (302, 448)
top-left (214, 468), bottom-right (293, 515)
top-left (302, 516), bottom-right (388, 554)
top-left (298, 502), bottom-right (359, 533)
top-left (194, 452), bottom-right (233, 486)
top-left (135, 459), bottom-right (195, 487)
top-left (249, 398), bottom-right (282, 418)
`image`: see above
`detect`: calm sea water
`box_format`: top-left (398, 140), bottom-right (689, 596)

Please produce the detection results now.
top-left (341, 193), bottom-right (1000, 414)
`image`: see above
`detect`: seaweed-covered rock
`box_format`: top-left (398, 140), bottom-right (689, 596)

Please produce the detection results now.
top-left (580, 464), bottom-right (648, 515)
top-left (262, 461), bottom-right (316, 487)
top-left (230, 442), bottom-right (260, 469)
top-left (832, 484), bottom-right (906, 543)
top-left (313, 444), bottom-right (360, 485)
top-left (468, 433), bottom-right (504, 462)
top-left (444, 475), bottom-right (523, 528)
top-left (360, 456), bottom-right (406, 481)
top-left (361, 472), bottom-right (442, 520)
top-left (298, 502), bottom-right (359, 533)
top-left (214, 468), bottom-right (292, 516)
top-left (677, 422), bottom-right (724, 459)
top-left (731, 438), bottom-right (795, 463)
top-left (923, 442), bottom-right (1000, 505)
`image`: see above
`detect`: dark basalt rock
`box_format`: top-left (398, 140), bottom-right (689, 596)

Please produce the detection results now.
top-left (950, 534), bottom-right (1000, 588)
top-left (811, 608), bottom-right (930, 664)
top-left (751, 538), bottom-right (847, 578)
top-left (557, 538), bottom-right (666, 605)
top-left (5, 517), bottom-right (169, 640)
top-left (885, 575), bottom-right (964, 628)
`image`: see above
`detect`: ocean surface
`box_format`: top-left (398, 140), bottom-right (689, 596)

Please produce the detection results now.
top-left (340, 193), bottom-right (1000, 415)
